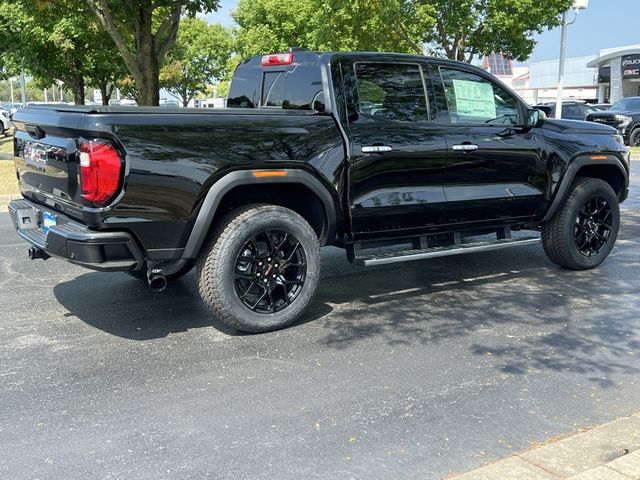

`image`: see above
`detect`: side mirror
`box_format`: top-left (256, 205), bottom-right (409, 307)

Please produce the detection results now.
top-left (525, 108), bottom-right (545, 129)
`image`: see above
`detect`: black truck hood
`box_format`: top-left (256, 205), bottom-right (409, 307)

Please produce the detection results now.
top-left (586, 109), bottom-right (638, 119)
top-left (541, 118), bottom-right (617, 135)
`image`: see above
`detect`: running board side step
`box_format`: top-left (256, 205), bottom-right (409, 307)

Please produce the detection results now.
top-left (351, 237), bottom-right (541, 267)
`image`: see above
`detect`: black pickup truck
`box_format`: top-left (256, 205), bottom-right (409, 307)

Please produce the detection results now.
top-left (586, 96), bottom-right (640, 146)
top-left (8, 50), bottom-right (630, 333)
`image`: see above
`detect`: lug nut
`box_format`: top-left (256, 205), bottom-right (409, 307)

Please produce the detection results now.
top-left (272, 274), bottom-right (277, 278)
top-left (274, 264), bottom-right (279, 268)
top-left (257, 272), bottom-right (261, 277)
top-left (267, 257), bottom-right (272, 262)
top-left (263, 279), bottom-right (268, 283)
top-left (258, 261), bottom-right (263, 266)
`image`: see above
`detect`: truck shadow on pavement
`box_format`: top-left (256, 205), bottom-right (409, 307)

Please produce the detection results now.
top-left (52, 271), bottom-right (332, 340)
top-left (52, 207), bottom-right (640, 385)
top-left (314, 209), bottom-right (640, 387)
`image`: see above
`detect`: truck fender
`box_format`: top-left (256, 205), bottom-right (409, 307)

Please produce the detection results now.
top-left (542, 154), bottom-right (628, 223)
top-left (182, 169), bottom-right (337, 260)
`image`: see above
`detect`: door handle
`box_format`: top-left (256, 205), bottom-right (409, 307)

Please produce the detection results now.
top-left (451, 144), bottom-right (479, 151)
top-left (362, 145), bottom-right (393, 153)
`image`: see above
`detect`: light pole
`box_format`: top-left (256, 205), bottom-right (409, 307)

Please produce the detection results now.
top-left (19, 68), bottom-right (26, 106)
top-left (555, 0), bottom-right (588, 119)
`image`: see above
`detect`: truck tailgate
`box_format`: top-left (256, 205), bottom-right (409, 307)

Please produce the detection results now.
top-left (13, 108), bottom-right (92, 220)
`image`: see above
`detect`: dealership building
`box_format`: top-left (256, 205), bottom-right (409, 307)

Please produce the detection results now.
top-left (503, 44), bottom-right (640, 104)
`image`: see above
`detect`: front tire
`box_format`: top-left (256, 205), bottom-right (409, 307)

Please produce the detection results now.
top-left (630, 128), bottom-right (640, 147)
top-left (542, 178), bottom-right (620, 270)
top-left (197, 204), bottom-right (321, 333)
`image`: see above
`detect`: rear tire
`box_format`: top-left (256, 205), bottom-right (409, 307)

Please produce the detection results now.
top-left (197, 204), bottom-right (321, 333)
top-left (542, 178), bottom-right (619, 270)
top-left (630, 128), bottom-right (640, 147)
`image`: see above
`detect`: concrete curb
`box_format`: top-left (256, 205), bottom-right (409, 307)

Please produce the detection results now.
top-left (452, 413), bottom-right (640, 479)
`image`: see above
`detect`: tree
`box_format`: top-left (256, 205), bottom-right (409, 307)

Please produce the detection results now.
top-left (0, 1), bottom-right (125, 105)
top-left (232, 0), bottom-right (429, 58)
top-left (83, 0), bottom-right (220, 105)
top-left (418, 0), bottom-right (574, 62)
top-left (233, 0), bottom-right (573, 63)
top-left (160, 18), bottom-right (233, 107)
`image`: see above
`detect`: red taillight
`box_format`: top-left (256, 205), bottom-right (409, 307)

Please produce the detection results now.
top-left (79, 140), bottom-right (122, 206)
top-left (261, 52), bottom-right (294, 66)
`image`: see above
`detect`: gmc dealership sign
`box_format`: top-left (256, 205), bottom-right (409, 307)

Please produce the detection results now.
top-left (622, 54), bottom-right (640, 79)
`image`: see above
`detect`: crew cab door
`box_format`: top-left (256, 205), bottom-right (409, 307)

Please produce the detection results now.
top-left (430, 64), bottom-right (547, 224)
top-left (342, 58), bottom-right (448, 238)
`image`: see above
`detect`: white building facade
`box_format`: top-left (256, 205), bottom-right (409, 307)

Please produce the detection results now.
top-left (515, 44), bottom-right (640, 104)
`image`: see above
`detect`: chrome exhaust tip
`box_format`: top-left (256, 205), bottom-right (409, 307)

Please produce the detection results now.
top-left (147, 273), bottom-right (168, 292)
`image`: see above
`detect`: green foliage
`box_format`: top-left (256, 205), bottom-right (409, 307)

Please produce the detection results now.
top-left (233, 0), bottom-right (430, 57)
top-left (233, 0), bottom-right (573, 63)
top-left (0, 1), bottom-right (125, 104)
top-left (419, 0), bottom-right (574, 61)
top-left (160, 18), bottom-right (233, 106)
top-left (0, 79), bottom-right (46, 103)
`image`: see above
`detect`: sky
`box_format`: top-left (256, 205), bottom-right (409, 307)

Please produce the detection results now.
top-left (204, 0), bottom-right (640, 65)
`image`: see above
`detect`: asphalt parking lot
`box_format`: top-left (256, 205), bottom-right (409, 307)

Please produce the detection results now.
top-left (1, 172), bottom-right (639, 480)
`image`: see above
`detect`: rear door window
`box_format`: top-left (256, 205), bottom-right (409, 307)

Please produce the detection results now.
top-left (260, 67), bottom-right (324, 111)
top-left (439, 68), bottom-right (520, 125)
top-left (354, 63), bottom-right (429, 123)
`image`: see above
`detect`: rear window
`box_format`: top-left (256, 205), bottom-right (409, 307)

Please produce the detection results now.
top-left (229, 64), bottom-right (325, 111)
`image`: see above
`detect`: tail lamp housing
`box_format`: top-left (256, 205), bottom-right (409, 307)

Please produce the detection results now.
top-left (261, 52), bottom-right (294, 66)
top-left (78, 139), bottom-right (123, 206)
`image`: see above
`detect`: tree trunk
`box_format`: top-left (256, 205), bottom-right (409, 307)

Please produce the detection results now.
top-left (72, 74), bottom-right (85, 105)
top-left (99, 81), bottom-right (115, 106)
top-left (182, 87), bottom-right (190, 107)
top-left (134, 63), bottom-right (160, 106)
top-left (134, 9), bottom-right (160, 106)
top-left (100, 83), bottom-right (109, 105)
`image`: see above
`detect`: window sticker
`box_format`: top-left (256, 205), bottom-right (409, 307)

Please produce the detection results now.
top-left (452, 79), bottom-right (496, 119)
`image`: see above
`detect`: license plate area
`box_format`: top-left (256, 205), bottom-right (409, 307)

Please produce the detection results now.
top-left (41, 211), bottom-right (56, 234)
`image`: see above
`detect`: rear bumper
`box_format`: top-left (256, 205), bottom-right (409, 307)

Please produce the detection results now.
top-left (8, 198), bottom-right (144, 272)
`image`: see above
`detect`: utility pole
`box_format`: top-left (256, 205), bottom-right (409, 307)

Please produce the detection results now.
top-left (555, 0), bottom-right (588, 119)
top-left (20, 68), bottom-right (26, 106)
top-left (9, 78), bottom-right (14, 105)
top-left (555, 11), bottom-right (568, 119)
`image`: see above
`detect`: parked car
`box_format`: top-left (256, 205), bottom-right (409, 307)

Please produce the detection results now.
top-left (8, 50), bottom-right (630, 333)
top-left (0, 108), bottom-right (12, 136)
top-left (534, 101), bottom-right (600, 121)
top-left (586, 96), bottom-right (640, 146)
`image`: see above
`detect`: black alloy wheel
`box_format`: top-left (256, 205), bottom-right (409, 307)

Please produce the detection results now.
top-left (542, 177), bottom-right (620, 270)
top-left (197, 204), bottom-right (321, 333)
top-left (574, 196), bottom-right (613, 257)
top-left (234, 230), bottom-right (306, 314)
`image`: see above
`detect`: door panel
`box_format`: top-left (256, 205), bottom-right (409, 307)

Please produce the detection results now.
top-left (444, 126), bottom-right (547, 223)
top-left (342, 59), bottom-right (448, 237)
top-left (349, 122), bottom-right (448, 234)
top-left (434, 65), bottom-right (548, 225)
